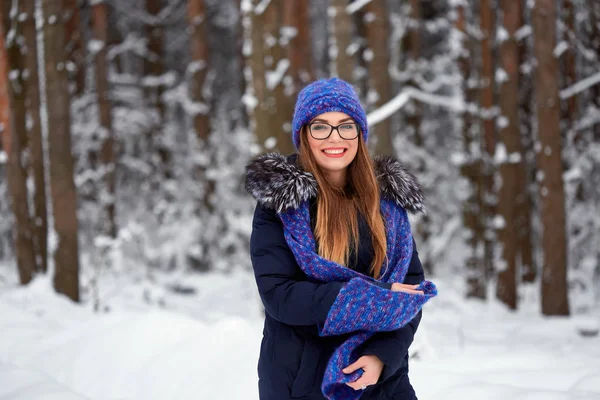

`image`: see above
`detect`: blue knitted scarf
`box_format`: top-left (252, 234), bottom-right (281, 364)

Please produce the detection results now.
top-left (246, 153), bottom-right (438, 400)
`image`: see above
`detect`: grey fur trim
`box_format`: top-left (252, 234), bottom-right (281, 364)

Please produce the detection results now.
top-left (245, 153), bottom-right (317, 213)
top-left (245, 153), bottom-right (424, 213)
top-left (373, 155), bottom-right (425, 213)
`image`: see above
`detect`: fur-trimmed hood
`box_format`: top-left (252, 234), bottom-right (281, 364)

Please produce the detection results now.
top-left (245, 153), bottom-right (425, 213)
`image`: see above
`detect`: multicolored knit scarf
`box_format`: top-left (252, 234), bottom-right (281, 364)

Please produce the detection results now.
top-left (246, 153), bottom-right (438, 400)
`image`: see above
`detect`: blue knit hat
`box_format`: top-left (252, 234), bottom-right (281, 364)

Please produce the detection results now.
top-left (291, 78), bottom-right (368, 149)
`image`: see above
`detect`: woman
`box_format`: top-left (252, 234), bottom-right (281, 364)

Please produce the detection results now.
top-left (245, 78), bottom-right (437, 400)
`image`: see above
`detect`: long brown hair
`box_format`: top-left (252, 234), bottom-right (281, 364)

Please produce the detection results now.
top-left (299, 128), bottom-right (388, 278)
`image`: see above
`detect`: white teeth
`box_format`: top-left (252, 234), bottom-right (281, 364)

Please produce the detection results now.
top-left (323, 149), bottom-right (345, 154)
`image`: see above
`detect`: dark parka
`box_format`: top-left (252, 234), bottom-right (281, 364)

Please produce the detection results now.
top-left (249, 155), bottom-right (425, 400)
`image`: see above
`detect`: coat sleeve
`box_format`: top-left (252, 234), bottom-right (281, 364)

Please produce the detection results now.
top-left (359, 238), bottom-right (425, 381)
top-left (250, 203), bottom-right (345, 326)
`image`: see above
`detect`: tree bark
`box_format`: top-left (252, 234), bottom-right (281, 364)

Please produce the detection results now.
top-left (42, 0), bottom-right (80, 302)
top-left (64, 0), bottom-right (85, 95)
top-left (496, 0), bottom-right (526, 310)
top-left (146, 0), bottom-right (165, 120)
top-left (456, 4), bottom-right (486, 299)
top-left (263, 1), bottom-right (294, 154)
top-left (0, 8), bottom-right (37, 285)
top-left (286, 0), bottom-right (314, 89)
top-left (329, 0), bottom-right (354, 83)
top-left (91, 1), bottom-right (116, 238)
top-left (518, 6), bottom-right (536, 283)
top-left (363, 0), bottom-right (393, 156)
top-left (21, 0), bottom-right (48, 273)
top-left (245, 0), bottom-right (270, 150)
top-left (532, 0), bottom-right (569, 316)
top-left (402, 0), bottom-right (423, 148)
top-left (563, 0), bottom-right (577, 128)
top-left (480, 0), bottom-right (496, 283)
top-left (188, 0), bottom-right (211, 142)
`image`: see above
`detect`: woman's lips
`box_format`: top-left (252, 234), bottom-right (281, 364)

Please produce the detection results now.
top-left (321, 148), bottom-right (347, 158)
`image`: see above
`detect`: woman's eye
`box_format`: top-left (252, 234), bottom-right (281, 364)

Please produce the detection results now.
top-left (340, 124), bottom-right (354, 131)
top-left (313, 125), bottom-right (327, 131)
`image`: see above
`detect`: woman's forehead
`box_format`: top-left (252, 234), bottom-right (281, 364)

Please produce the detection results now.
top-left (310, 111), bottom-right (353, 123)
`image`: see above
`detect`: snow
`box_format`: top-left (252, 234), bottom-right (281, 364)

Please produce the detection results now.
top-left (560, 71), bottom-right (600, 100)
top-left (496, 26), bottom-right (509, 43)
top-left (554, 41), bottom-right (569, 58)
top-left (87, 39), bottom-right (105, 55)
top-left (496, 68), bottom-right (509, 84)
top-left (253, 0), bottom-right (271, 15)
top-left (265, 59), bottom-right (290, 90)
top-left (515, 25), bottom-right (532, 41)
top-left (0, 151), bottom-right (7, 164)
top-left (347, 0), bottom-right (373, 14)
top-left (1, 270), bottom-right (599, 400)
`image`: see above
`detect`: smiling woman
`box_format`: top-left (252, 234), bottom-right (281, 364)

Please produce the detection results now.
top-left (245, 77), bottom-right (437, 400)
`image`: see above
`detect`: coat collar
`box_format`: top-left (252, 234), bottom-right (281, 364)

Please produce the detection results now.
top-left (245, 152), bottom-right (425, 213)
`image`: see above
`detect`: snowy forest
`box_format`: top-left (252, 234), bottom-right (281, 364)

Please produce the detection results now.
top-left (1, 0), bottom-right (600, 399)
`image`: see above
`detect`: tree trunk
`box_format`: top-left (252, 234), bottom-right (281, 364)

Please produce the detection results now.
top-left (286, 0), bottom-right (314, 89)
top-left (402, 0), bottom-right (423, 148)
top-left (42, 0), bottom-right (80, 302)
top-left (480, 0), bottom-right (496, 282)
top-left (22, 0), bottom-right (48, 273)
top-left (64, 0), bottom-right (85, 95)
top-left (244, 0), bottom-right (270, 150)
top-left (496, 0), bottom-right (526, 310)
top-left (0, 9), bottom-right (37, 285)
top-left (363, 0), bottom-right (393, 156)
top-left (263, 1), bottom-right (294, 154)
top-left (532, 0), bottom-right (569, 316)
top-left (586, 0), bottom-right (600, 139)
top-left (518, 6), bottom-right (536, 284)
top-left (456, 4), bottom-right (486, 299)
top-left (188, 0), bottom-right (211, 142)
top-left (329, 0), bottom-right (354, 82)
top-left (91, 1), bottom-right (116, 238)
top-left (563, 0), bottom-right (577, 128)
top-left (146, 0), bottom-right (165, 120)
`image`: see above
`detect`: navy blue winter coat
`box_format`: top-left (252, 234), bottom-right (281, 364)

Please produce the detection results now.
top-left (250, 196), bottom-right (425, 400)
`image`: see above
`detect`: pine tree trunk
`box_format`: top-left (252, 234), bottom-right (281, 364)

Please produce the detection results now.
top-left (42, 0), bottom-right (80, 302)
top-left (518, 7), bottom-right (536, 283)
top-left (329, 0), bottom-right (354, 82)
top-left (245, 0), bottom-right (270, 150)
top-left (563, 0), bottom-right (577, 128)
top-left (21, 0), bottom-right (48, 273)
top-left (0, 10), bottom-right (37, 285)
top-left (403, 0), bottom-right (423, 147)
top-left (64, 0), bottom-right (85, 95)
top-left (532, 0), bottom-right (569, 316)
top-left (287, 0), bottom-right (314, 89)
top-left (264, 1), bottom-right (294, 154)
top-left (456, 4), bottom-right (486, 299)
top-left (586, 0), bottom-right (600, 139)
top-left (188, 0), bottom-right (211, 142)
top-left (363, 0), bottom-right (393, 156)
top-left (146, 0), bottom-right (165, 120)
top-left (496, 0), bottom-right (526, 310)
top-left (480, 0), bottom-right (496, 282)
top-left (91, 1), bottom-right (116, 238)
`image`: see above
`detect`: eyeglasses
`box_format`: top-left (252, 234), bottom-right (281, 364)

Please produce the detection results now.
top-left (307, 122), bottom-right (359, 140)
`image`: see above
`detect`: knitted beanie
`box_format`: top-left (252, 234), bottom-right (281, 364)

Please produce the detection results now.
top-left (291, 78), bottom-right (368, 149)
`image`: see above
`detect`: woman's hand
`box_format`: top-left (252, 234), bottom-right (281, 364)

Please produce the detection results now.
top-left (343, 355), bottom-right (384, 391)
top-left (391, 283), bottom-right (424, 294)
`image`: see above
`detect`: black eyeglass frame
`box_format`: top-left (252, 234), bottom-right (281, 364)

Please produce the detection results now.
top-left (306, 122), bottom-right (360, 140)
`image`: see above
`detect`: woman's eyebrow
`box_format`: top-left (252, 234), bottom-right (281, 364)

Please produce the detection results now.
top-left (311, 117), bottom-right (354, 123)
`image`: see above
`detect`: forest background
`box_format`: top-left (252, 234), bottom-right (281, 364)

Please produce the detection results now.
top-left (1, 0), bottom-right (600, 321)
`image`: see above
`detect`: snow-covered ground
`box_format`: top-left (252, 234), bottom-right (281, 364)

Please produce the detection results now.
top-left (1, 269), bottom-right (600, 400)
